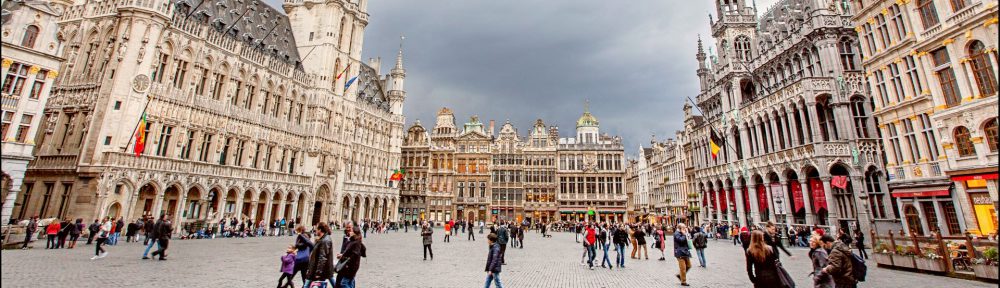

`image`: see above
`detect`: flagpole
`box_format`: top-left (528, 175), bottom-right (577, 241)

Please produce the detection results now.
top-left (123, 95), bottom-right (152, 154)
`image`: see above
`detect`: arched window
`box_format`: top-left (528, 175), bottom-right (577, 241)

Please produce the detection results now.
top-left (811, 47), bottom-right (823, 76)
top-left (816, 98), bottom-right (839, 141)
top-left (734, 36), bottom-right (752, 62)
top-left (21, 25), bottom-right (39, 48)
top-left (953, 126), bottom-right (975, 157)
top-left (985, 118), bottom-right (998, 152)
top-left (850, 96), bottom-right (871, 138)
top-left (968, 41), bottom-right (997, 97)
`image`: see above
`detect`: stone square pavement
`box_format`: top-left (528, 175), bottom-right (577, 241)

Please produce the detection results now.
top-left (1, 228), bottom-right (992, 287)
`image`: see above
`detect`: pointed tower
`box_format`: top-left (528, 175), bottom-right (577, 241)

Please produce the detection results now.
top-left (285, 0), bottom-right (368, 93)
top-left (696, 35), bottom-right (710, 93)
top-left (388, 37), bottom-right (406, 115)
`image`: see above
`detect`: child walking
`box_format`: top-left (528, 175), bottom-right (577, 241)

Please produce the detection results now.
top-left (277, 245), bottom-right (296, 288)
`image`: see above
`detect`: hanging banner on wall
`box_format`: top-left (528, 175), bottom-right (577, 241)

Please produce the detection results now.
top-left (729, 188), bottom-right (737, 212)
top-left (757, 184), bottom-right (768, 212)
top-left (791, 181), bottom-right (804, 213)
top-left (743, 186), bottom-right (751, 212)
top-left (810, 178), bottom-right (828, 213)
top-left (771, 183), bottom-right (786, 215)
top-left (720, 188), bottom-right (729, 212)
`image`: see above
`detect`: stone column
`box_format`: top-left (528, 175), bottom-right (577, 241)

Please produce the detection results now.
top-left (735, 184), bottom-right (747, 227)
top-left (821, 177), bottom-right (840, 223)
top-left (713, 189), bottom-right (722, 222)
top-left (785, 109), bottom-right (798, 147)
top-left (277, 198), bottom-right (287, 220)
top-left (249, 201), bottom-right (259, 222)
top-left (152, 193), bottom-right (165, 218)
top-left (799, 178), bottom-right (815, 225)
top-left (747, 178), bottom-right (761, 225)
top-left (173, 193), bottom-right (186, 230)
top-left (197, 200), bottom-right (208, 220)
top-left (233, 195), bottom-right (244, 219)
top-left (806, 103), bottom-right (824, 141)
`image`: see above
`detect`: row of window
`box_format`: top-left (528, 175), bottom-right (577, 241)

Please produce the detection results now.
top-left (0, 111), bottom-right (33, 143)
top-left (2, 62), bottom-right (49, 99)
top-left (952, 119), bottom-right (999, 157)
top-left (558, 154), bottom-right (623, 171)
top-left (558, 176), bottom-right (625, 195)
top-left (885, 114), bottom-right (941, 164)
top-left (137, 122), bottom-right (301, 174)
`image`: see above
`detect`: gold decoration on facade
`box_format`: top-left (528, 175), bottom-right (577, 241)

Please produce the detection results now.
top-left (942, 38), bottom-right (955, 46)
top-left (881, 8), bottom-right (889, 15)
top-left (971, 137), bottom-right (983, 144)
top-left (1, 59), bottom-right (11, 68)
top-left (942, 143), bottom-right (954, 149)
top-left (46, 70), bottom-right (58, 78)
top-left (29, 66), bottom-right (40, 74)
top-left (913, 166), bottom-right (922, 177)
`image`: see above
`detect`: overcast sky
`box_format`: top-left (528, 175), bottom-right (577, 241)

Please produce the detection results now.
top-left (267, 0), bottom-right (782, 156)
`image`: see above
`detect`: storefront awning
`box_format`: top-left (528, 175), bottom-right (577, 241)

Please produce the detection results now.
top-left (891, 186), bottom-right (951, 198)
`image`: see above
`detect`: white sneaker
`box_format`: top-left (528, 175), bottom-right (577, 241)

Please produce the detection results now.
top-left (99, 252), bottom-right (108, 258)
top-left (91, 256), bottom-right (99, 260)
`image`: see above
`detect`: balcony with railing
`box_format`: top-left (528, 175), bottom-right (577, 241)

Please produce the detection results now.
top-left (1, 93), bottom-right (19, 111)
top-left (100, 151), bottom-right (311, 185)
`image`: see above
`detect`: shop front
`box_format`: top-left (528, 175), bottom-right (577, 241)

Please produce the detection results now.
top-left (951, 173), bottom-right (998, 236)
top-left (891, 185), bottom-right (965, 236)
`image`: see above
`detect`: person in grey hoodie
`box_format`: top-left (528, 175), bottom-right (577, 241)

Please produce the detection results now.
top-left (421, 222), bottom-right (434, 260)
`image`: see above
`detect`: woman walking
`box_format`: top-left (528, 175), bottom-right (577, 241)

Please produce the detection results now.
top-left (634, 225), bottom-right (648, 260)
top-left (336, 227), bottom-right (366, 288)
top-left (293, 225), bottom-right (313, 286)
top-left (746, 230), bottom-right (784, 288)
top-left (655, 225), bottom-right (667, 261)
top-left (809, 234), bottom-right (834, 288)
top-left (68, 218), bottom-right (83, 249)
top-left (91, 217), bottom-right (111, 260)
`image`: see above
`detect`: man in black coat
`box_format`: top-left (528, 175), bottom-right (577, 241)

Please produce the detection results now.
top-left (150, 214), bottom-right (172, 260)
top-left (307, 222), bottom-right (334, 285)
top-left (86, 219), bottom-right (100, 245)
top-left (484, 233), bottom-right (503, 288)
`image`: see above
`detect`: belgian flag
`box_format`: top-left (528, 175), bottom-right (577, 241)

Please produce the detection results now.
top-left (709, 129), bottom-right (723, 160)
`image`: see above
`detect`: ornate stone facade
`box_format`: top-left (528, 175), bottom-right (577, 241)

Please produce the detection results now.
top-left (631, 132), bottom-right (690, 225)
top-left (401, 106), bottom-right (623, 224)
top-left (689, 0), bottom-right (890, 235)
top-left (851, 0), bottom-right (998, 237)
top-left (14, 0), bottom-right (406, 232)
top-left (1, 0), bottom-right (69, 226)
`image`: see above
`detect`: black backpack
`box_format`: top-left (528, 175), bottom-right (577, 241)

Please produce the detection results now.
top-left (850, 252), bottom-right (867, 282)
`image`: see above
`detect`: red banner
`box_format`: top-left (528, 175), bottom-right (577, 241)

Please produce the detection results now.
top-left (703, 191), bottom-right (708, 207)
top-left (757, 184), bottom-right (768, 211)
top-left (742, 186), bottom-right (750, 212)
top-left (791, 181), bottom-right (804, 213)
top-left (720, 188), bottom-right (728, 211)
top-left (810, 178), bottom-right (828, 213)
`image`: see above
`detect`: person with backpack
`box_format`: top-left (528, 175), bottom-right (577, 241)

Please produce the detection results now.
top-left (86, 219), bottom-right (100, 245)
top-left (821, 235), bottom-right (861, 288)
top-left (693, 226), bottom-right (708, 267)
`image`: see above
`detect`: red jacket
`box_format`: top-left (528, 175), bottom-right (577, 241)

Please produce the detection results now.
top-left (585, 227), bottom-right (597, 245)
top-left (46, 222), bottom-right (61, 235)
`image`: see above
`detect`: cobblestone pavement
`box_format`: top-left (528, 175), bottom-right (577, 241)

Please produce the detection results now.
top-left (1, 229), bottom-right (992, 287)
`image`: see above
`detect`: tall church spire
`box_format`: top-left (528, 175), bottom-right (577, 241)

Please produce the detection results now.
top-left (388, 35), bottom-right (406, 115)
top-left (394, 35), bottom-right (405, 71)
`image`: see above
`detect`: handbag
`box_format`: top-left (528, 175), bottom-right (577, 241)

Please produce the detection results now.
top-left (334, 257), bottom-right (349, 273)
top-left (295, 247), bottom-right (311, 264)
top-left (309, 281), bottom-right (327, 288)
top-left (774, 257), bottom-right (796, 288)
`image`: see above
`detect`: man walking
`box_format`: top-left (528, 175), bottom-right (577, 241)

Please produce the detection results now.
top-left (853, 230), bottom-right (868, 260)
top-left (821, 235), bottom-right (858, 288)
top-left (496, 221), bottom-right (510, 265)
top-left (468, 221), bottom-right (476, 241)
top-left (150, 214), bottom-right (172, 260)
top-left (673, 223), bottom-right (693, 287)
top-left (86, 219), bottom-right (99, 245)
top-left (421, 222), bottom-right (434, 260)
top-left (142, 216), bottom-right (160, 259)
top-left (612, 224), bottom-right (628, 268)
top-left (484, 233), bottom-right (504, 288)
top-left (22, 216), bottom-right (38, 249)
top-left (693, 226), bottom-right (708, 267)
top-left (584, 224), bottom-right (597, 269)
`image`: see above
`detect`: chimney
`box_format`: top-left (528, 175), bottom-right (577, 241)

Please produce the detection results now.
top-left (489, 120), bottom-right (495, 136)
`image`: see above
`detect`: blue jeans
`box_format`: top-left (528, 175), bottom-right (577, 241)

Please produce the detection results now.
top-left (587, 245), bottom-right (596, 267)
top-left (142, 238), bottom-right (159, 257)
top-left (339, 277), bottom-right (356, 288)
top-left (615, 243), bottom-right (626, 267)
top-left (601, 243), bottom-right (612, 267)
top-left (696, 248), bottom-right (706, 267)
top-left (484, 272), bottom-right (503, 288)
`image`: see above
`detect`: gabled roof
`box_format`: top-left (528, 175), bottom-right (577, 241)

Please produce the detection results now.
top-left (2, 0), bottom-right (63, 25)
top-left (174, 0), bottom-right (301, 68)
top-left (356, 63), bottom-right (391, 112)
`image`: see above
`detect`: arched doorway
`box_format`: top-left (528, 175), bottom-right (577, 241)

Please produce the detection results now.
top-left (107, 202), bottom-right (122, 219)
top-left (184, 187), bottom-right (201, 221)
top-left (904, 205), bottom-right (922, 236)
top-left (805, 167), bottom-right (828, 226)
top-left (256, 192), bottom-right (268, 222)
top-left (224, 188), bottom-right (238, 218)
top-left (296, 192), bottom-right (307, 224)
top-left (313, 186), bottom-right (329, 226)
top-left (130, 183), bottom-right (158, 220)
top-left (341, 195), bottom-right (351, 224)
top-left (283, 192), bottom-right (295, 222)
top-left (786, 170), bottom-right (805, 225)
top-left (207, 188), bottom-right (221, 219)
top-left (241, 190), bottom-right (253, 220)
top-left (270, 192), bottom-right (282, 223)
top-left (830, 163), bottom-right (858, 232)
top-left (163, 185), bottom-right (182, 220)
